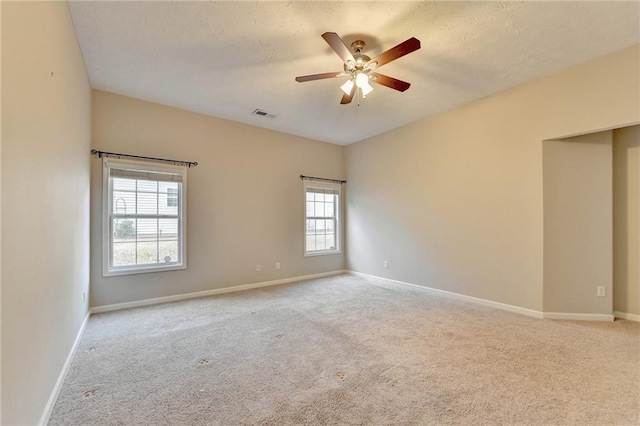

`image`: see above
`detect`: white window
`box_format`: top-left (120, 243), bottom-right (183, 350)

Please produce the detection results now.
top-left (304, 181), bottom-right (341, 256)
top-left (103, 159), bottom-right (187, 276)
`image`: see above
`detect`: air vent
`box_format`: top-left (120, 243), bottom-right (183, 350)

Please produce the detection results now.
top-left (252, 109), bottom-right (277, 118)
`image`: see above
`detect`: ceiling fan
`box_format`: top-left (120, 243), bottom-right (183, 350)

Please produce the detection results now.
top-left (295, 32), bottom-right (421, 105)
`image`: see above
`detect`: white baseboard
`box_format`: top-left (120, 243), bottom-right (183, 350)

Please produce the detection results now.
top-left (39, 311), bottom-right (91, 426)
top-left (614, 311), bottom-right (640, 322)
top-left (349, 271), bottom-right (544, 319)
top-left (543, 312), bottom-right (614, 321)
top-left (91, 270), bottom-right (347, 314)
top-left (350, 272), bottom-right (620, 322)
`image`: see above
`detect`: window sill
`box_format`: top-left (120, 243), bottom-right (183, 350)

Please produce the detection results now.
top-left (103, 263), bottom-right (186, 277)
top-left (304, 250), bottom-right (342, 257)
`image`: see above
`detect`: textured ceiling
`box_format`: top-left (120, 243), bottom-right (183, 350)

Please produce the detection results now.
top-left (68, 1), bottom-right (640, 145)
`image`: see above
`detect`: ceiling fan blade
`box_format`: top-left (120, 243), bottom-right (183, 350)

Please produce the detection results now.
top-left (368, 37), bottom-right (421, 68)
top-left (295, 71), bottom-right (343, 82)
top-left (340, 85), bottom-right (356, 105)
top-left (322, 32), bottom-right (355, 64)
top-left (370, 73), bottom-right (411, 92)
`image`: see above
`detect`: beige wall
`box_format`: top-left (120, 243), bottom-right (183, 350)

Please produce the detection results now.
top-left (543, 132), bottom-right (612, 314)
top-left (346, 45), bottom-right (639, 313)
top-left (1, 2), bottom-right (91, 424)
top-left (0, 2), bottom-right (3, 421)
top-left (91, 91), bottom-right (345, 307)
top-left (613, 125), bottom-right (640, 317)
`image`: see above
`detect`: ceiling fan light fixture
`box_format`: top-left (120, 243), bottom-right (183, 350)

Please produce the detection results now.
top-left (345, 60), bottom-right (355, 73)
top-left (360, 80), bottom-right (374, 97)
top-left (340, 79), bottom-right (355, 95)
top-left (355, 72), bottom-right (369, 88)
top-left (354, 72), bottom-right (373, 97)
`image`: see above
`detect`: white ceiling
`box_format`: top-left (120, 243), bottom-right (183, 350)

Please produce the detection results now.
top-left (68, 1), bottom-right (639, 145)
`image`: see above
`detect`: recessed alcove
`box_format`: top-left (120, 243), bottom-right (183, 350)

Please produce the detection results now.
top-left (543, 125), bottom-right (639, 319)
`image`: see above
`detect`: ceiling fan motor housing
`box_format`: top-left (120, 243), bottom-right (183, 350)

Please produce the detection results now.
top-left (344, 40), bottom-right (372, 74)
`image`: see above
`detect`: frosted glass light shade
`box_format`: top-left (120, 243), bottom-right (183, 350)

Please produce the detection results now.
top-left (360, 81), bottom-right (374, 97)
top-left (355, 72), bottom-right (369, 88)
top-left (340, 79), bottom-right (354, 95)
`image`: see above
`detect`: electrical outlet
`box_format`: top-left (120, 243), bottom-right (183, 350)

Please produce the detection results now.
top-left (597, 286), bottom-right (606, 297)
top-left (275, 262), bottom-right (280, 270)
top-left (256, 264), bottom-right (261, 272)
top-left (383, 260), bottom-right (389, 269)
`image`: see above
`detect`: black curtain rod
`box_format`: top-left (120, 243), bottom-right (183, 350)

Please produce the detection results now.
top-left (300, 174), bottom-right (346, 184)
top-left (91, 149), bottom-right (198, 168)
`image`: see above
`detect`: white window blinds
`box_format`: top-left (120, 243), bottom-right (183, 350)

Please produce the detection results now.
top-left (109, 167), bottom-right (183, 183)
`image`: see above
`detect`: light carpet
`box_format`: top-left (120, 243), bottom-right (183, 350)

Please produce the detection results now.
top-left (49, 274), bottom-right (640, 425)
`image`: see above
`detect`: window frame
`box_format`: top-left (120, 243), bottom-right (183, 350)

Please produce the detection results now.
top-left (102, 158), bottom-right (187, 277)
top-left (303, 180), bottom-right (342, 257)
